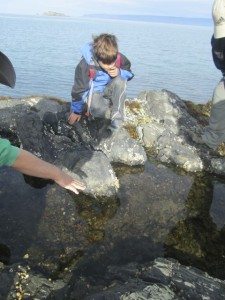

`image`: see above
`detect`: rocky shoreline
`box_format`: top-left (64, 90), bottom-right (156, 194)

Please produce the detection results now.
top-left (1, 90), bottom-right (225, 299)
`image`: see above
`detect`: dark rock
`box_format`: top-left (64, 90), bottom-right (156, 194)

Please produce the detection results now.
top-left (1, 91), bottom-right (225, 299)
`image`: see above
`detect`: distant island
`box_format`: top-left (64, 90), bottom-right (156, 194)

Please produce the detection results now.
top-left (43, 11), bottom-right (67, 17)
top-left (83, 14), bottom-right (212, 27)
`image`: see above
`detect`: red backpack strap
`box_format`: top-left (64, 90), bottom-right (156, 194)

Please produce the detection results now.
top-left (89, 66), bottom-right (95, 79)
top-left (116, 52), bottom-right (121, 68)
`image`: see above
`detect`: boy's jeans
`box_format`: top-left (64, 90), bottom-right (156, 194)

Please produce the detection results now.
top-left (88, 77), bottom-right (127, 124)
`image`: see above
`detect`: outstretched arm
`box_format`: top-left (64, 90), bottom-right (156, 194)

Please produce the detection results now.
top-left (12, 149), bottom-right (86, 194)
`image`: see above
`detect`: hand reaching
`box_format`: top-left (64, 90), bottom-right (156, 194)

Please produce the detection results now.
top-left (55, 170), bottom-right (86, 194)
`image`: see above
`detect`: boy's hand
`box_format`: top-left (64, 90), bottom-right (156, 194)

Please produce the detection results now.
top-left (98, 61), bottom-right (119, 78)
top-left (68, 112), bottom-right (81, 125)
top-left (108, 67), bottom-right (119, 78)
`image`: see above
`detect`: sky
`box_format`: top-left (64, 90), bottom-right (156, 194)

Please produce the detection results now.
top-left (0, 0), bottom-right (213, 19)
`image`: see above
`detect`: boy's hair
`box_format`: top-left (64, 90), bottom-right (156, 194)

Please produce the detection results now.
top-left (93, 33), bottom-right (118, 64)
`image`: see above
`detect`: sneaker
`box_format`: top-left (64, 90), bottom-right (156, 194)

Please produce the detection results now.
top-left (107, 119), bottom-right (123, 132)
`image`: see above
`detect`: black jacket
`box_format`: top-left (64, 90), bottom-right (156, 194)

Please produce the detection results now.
top-left (211, 35), bottom-right (225, 76)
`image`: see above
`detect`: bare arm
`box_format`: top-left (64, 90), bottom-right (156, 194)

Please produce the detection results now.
top-left (12, 149), bottom-right (86, 194)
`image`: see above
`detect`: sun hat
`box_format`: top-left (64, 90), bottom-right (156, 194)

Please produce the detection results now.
top-left (0, 51), bottom-right (16, 88)
top-left (212, 0), bottom-right (225, 38)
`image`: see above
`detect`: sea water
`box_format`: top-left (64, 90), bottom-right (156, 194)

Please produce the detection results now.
top-left (0, 13), bottom-right (220, 104)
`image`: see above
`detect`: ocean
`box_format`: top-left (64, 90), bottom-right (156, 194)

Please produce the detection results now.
top-left (0, 13), bottom-right (220, 104)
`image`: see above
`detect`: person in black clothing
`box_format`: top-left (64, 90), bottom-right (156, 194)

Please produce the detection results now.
top-left (192, 0), bottom-right (225, 150)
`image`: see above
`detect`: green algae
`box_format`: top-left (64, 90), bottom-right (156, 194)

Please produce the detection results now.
top-left (74, 194), bottom-right (119, 243)
top-left (184, 99), bottom-right (212, 127)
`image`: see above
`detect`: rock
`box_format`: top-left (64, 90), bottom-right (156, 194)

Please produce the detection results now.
top-left (125, 89), bottom-right (224, 173)
top-left (157, 131), bottom-right (203, 172)
top-left (103, 162), bottom-right (193, 249)
top-left (1, 90), bottom-right (224, 181)
top-left (1, 257), bottom-right (224, 299)
top-left (211, 158), bottom-right (225, 175)
top-left (72, 151), bottom-right (119, 197)
top-left (68, 258), bottom-right (225, 299)
top-left (0, 96), bottom-right (146, 197)
top-left (0, 263), bottom-right (68, 300)
top-left (94, 128), bottom-right (147, 166)
top-left (1, 90), bottom-right (225, 299)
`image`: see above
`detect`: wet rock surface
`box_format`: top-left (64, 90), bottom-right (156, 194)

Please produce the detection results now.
top-left (1, 91), bottom-right (225, 299)
top-left (1, 257), bottom-right (225, 300)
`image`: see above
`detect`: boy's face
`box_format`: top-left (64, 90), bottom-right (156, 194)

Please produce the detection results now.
top-left (98, 61), bottom-right (117, 72)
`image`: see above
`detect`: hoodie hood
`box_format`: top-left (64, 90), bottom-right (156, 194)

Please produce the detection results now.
top-left (80, 42), bottom-right (95, 64)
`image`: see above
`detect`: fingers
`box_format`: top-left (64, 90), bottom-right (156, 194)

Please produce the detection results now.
top-left (67, 186), bottom-right (79, 194)
top-left (68, 113), bottom-right (81, 125)
top-left (108, 68), bottom-right (119, 77)
top-left (73, 180), bottom-right (86, 190)
top-left (68, 113), bottom-right (75, 125)
top-left (65, 180), bottom-right (86, 194)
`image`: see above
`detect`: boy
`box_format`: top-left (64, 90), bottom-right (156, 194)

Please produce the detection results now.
top-left (68, 33), bottom-right (134, 131)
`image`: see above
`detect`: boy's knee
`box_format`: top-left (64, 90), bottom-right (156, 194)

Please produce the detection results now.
top-left (112, 76), bottom-right (126, 88)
